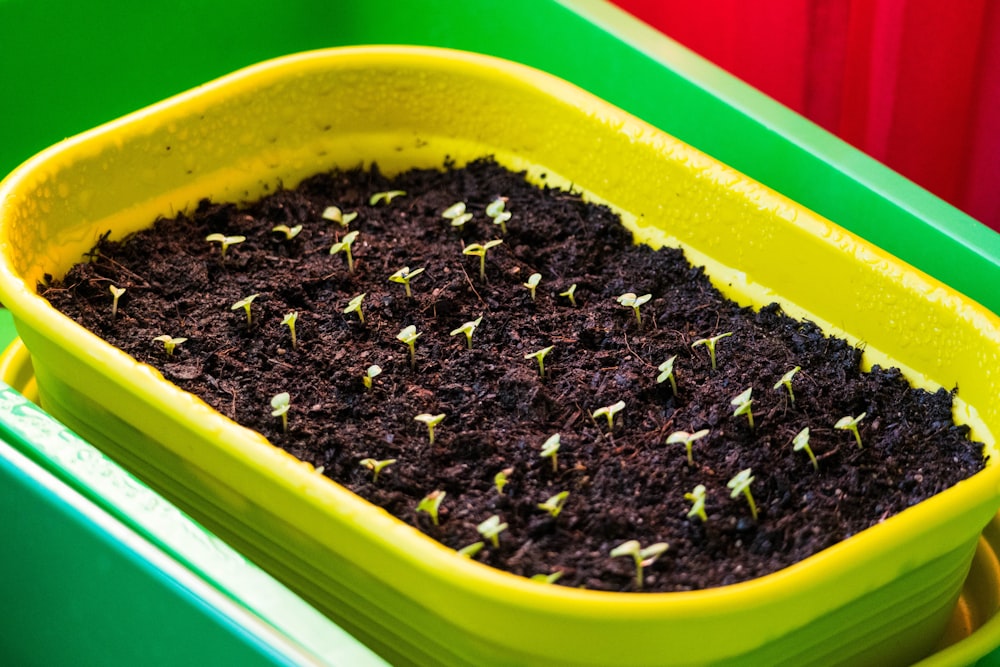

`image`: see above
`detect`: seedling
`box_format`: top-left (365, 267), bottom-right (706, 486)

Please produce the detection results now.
top-left (359, 457), bottom-right (396, 483)
top-left (657, 355), bottom-right (678, 396)
top-left (537, 491), bottom-right (569, 518)
top-left (731, 387), bottom-right (754, 429)
top-left (442, 201), bottom-right (473, 230)
top-left (530, 571), bottom-right (563, 585)
top-left (476, 515), bottom-right (508, 548)
top-left (523, 273), bottom-right (541, 301)
top-left (343, 293), bottom-right (366, 323)
top-left (416, 490), bottom-right (445, 525)
top-left (485, 197), bottom-right (511, 234)
top-left (616, 292), bottom-right (652, 326)
top-left (388, 266), bottom-right (425, 298)
top-left (457, 542), bottom-right (485, 558)
top-left (773, 366), bottom-right (801, 403)
top-left (449, 316), bottom-right (483, 349)
top-left (610, 540), bottom-right (669, 590)
top-left (362, 364), bottom-right (382, 390)
top-left (109, 285), bottom-right (126, 319)
top-left (329, 230), bottom-right (359, 273)
top-left (369, 190), bottom-right (406, 206)
top-left (835, 412), bottom-right (867, 448)
top-left (691, 331), bottom-right (733, 370)
top-left (559, 283), bottom-right (578, 307)
top-left (524, 345), bottom-right (554, 378)
top-left (666, 429), bottom-right (710, 467)
top-left (271, 224), bottom-right (302, 240)
top-left (685, 484), bottom-right (708, 522)
top-left (152, 335), bottom-right (187, 356)
top-left (792, 427), bottom-right (818, 470)
top-left (231, 294), bottom-right (259, 326)
top-left (727, 468), bottom-right (758, 520)
top-left (205, 233), bottom-right (246, 260)
top-left (540, 433), bottom-right (561, 471)
top-left (280, 311), bottom-right (298, 348)
top-left (270, 392), bottom-right (290, 433)
top-left (593, 400), bottom-right (626, 432)
top-left (494, 467), bottom-right (513, 495)
top-left (463, 239), bottom-right (503, 281)
top-left (415, 413), bottom-right (445, 444)
top-left (397, 325), bottom-right (422, 368)
top-left (321, 206), bottom-right (358, 227)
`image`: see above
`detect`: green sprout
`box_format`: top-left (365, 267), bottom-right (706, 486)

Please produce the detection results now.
top-left (359, 457), bottom-right (396, 483)
top-left (537, 491), bottom-right (569, 518)
top-left (610, 540), bottom-right (669, 590)
top-left (152, 334), bottom-right (187, 357)
top-left (494, 467), bottom-right (513, 495)
top-left (835, 412), bottom-right (867, 448)
top-left (540, 433), bottom-right (561, 472)
top-left (205, 233), bottom-right (246, 260)
top-left (415, 413), bottom-right (445, 444)
top-left (280, 311), bottom-right (298, 348)
top-left (343, 293), bottom-right (366, 324)
top-left (485, 197), bottom-right (511, 234)
top-left (416, 490), bottom-right (445, 526)
top-left (457, 542), bottom-right (485, 558)
top-left (731, 387), bottom-right (754, 429)
top-left (593, 400), bottom-right (626, 432)
top-left (397, 325), bottom-right (422, 368)
top-left (230, 293), bottom-right (259, 326)
top-left (559, 283), bottom-right (578, 307)
top-left (449, 316), bottom-right (483, 349)
top-left (369, 190), bottom-right (406, 206)
top-left (329, 230), bottom-right (359, 273)
top-left (530, 571), bottom-right (563, 585)
top-left (476, 515), bottom-right (508, 548)
top-left (691, 332), bottom-right (733, 371)
top-left (462, 239), bottom-right (503, 281)
top-left (109, 285), bottom-right (126, 319)
top-left (685, 484), bottom-right (708, 522)
top-left (362, 364), bottom-right (382, 390)
top-left (657, 355), bottom-right (678, 396)
top-left (727, 468), bottom-right (758, 520)
top-left (321, 206), bottom-right (358, 227)
top-left (388, 266), bottom-right (425, 298)
top-left (442, 201), bottom-right (473, 230)
top-left (792, 427), bottom-right (818, 470)
top-left (271, 224), bottom-right (302, 240)
top-left (523, 273), bottom-right (541, 301)
top-left (270, 392), bottom-right (290, 433)
top-left (666, 429), bottom-right (710, 467)
top-left (773, 366), bottom-right (801, 403)
top-left (616, 292), bottom-right (652, 326)
top-left (524, 345), bottom-right (554, 378)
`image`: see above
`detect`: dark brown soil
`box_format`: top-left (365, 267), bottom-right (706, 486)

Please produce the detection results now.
top-left (41, 159), bottom-right (984, 593)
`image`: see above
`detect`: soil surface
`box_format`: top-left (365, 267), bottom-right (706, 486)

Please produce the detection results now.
top-left (42, 159), bottom-right (985, 592)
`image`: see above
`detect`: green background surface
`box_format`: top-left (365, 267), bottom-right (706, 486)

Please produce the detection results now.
top-left (2, 0), bottom-right (998, 314)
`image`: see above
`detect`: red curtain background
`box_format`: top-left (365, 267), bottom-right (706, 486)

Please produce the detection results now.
top-left (612, 0), bottom-right (1000, 232)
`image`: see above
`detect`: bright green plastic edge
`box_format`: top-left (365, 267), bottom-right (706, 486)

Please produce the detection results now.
top-left (1, 0), bottom-right (997, 317)
top-left (1, 46), bottom-right (1000, 667)
top-left (0, 360), bottom-right (387, 667)
top-left (0, 423), bottom-right (313, 667)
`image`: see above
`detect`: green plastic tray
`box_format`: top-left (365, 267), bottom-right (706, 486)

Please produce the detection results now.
top-left (1, 1), bottom-right (998, 664)
top-left (0, 366), bottom-right (387, 666)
